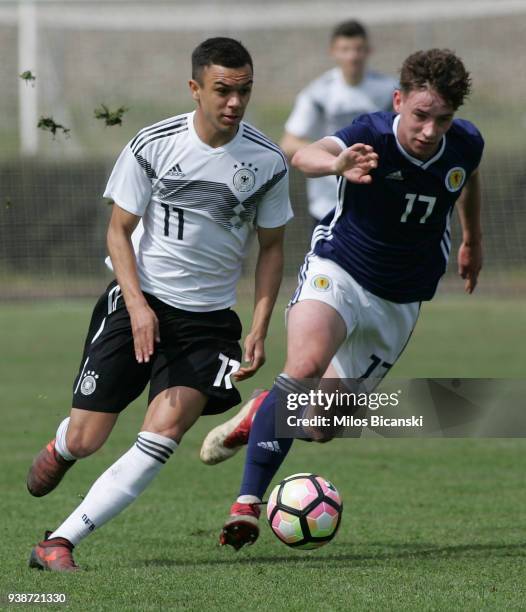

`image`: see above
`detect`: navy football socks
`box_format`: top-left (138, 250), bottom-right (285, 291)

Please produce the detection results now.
top-left (239, 374), bottom-right (304, 500)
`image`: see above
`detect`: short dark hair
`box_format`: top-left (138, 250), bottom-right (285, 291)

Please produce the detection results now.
top-left (191, 37), bottom-right (253, 83)
top-left (399, 48), bottom-right (472, 110)
top-left (331, 20), bottom-right (368, 41)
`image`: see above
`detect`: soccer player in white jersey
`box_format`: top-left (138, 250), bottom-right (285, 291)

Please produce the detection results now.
top-left (25, 37), bottom-right (301, 571)
top-left (281, 20), bottom-right (397, 224)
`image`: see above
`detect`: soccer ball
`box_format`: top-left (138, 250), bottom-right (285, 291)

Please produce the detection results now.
top-left (266, 473), bottom-right (343, 549)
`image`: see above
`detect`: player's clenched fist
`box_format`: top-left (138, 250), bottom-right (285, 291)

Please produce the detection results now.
top-left (332, 143), bottom-right (378, 184)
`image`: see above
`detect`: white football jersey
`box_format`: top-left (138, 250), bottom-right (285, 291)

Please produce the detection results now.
top-left (285, 68), bottom-right (397, 220)
top-left (104, 111), bottom-right (293, 312)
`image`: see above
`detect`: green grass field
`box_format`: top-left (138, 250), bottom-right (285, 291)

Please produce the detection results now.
top-left (1, 296), bottom-right (526, 611)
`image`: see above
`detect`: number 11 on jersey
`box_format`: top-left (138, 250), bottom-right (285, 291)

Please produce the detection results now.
top-left (161, 203), bottom-right (185, 239)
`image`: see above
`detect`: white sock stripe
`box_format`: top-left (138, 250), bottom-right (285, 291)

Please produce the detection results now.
top-left (136, 438), bottom-right (172, 459)
top-left (135, 437), bottom-right (173, 460)
top-left (135, 441), bottom-right (167, 464)
top-left (137, 434), bottom-right (175, 455)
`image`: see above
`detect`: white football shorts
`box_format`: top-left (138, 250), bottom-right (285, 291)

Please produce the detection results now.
top-left (289, 254), bottom-right (420, 390)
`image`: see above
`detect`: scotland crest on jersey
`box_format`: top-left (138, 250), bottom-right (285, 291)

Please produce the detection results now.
top-left (445, 166), bottom-right (467, 192)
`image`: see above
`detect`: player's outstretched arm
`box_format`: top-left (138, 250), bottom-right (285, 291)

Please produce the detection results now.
top-left (280, 132), bottom-right (312, 160)
top-left (107, 204), bottom-right (160, 363)
top-left (456, 169), bottom-right (483, 294)
top-left (291, 137), bottom-right (378, 183)
top-left (233, 225), bottom-right (285, 382)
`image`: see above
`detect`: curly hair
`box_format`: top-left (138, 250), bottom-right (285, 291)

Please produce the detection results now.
top-left (399, 49), bottom-right (472, 110)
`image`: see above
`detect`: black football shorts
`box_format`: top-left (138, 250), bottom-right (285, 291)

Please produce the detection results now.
top-left (72, 281), bottom-right (242, 415)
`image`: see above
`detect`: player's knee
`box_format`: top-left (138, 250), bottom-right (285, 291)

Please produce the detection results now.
top-left (141, 417), bottom-right (186, 444)
top-left (285, 356), bottom-right (325, 379)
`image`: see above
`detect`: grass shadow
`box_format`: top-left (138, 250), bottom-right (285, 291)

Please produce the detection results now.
top-left (134, 541), bottom-right (526, 569)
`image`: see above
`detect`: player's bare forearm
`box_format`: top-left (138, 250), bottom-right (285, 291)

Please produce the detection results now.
top-left (280, 132), bottom-right (312, 160)
top-left (292, 138), bottom-right (378, 183)
top-left (107, 204), bottom-right (144, 307)
top-left (107, 203), bottom-right (160, 362)
top-left (234, 226), bottom-right (285, 381)
top-left (457, 169), bottom-right (482, 245)
top-left (252, 232), bottom-right (284, 338)
top-left (456, 169), bottom-right (483, 293)
top-left (291, 138), bottom-right (342, 177)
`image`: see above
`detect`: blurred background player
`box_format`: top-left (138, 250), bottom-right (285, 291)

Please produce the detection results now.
top-left (280, 19), bottom-right (397, 226)
top-left (201, 48), bottom-right (484, 549)
top-left (26, 37), bottom-right (292, 571)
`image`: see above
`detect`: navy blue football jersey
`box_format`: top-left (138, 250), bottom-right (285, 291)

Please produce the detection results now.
top-left (313, 111), bottom-right (484, 303)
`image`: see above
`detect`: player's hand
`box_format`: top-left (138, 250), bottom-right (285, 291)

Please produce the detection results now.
top-left (233, 334), bottom-right (266, 382)
top-left (333, 143), bottom-right (378, 184)
top-left (128, 301), bottom-right (160, 363)
top-left (458, 241), bottom-right (482, 293)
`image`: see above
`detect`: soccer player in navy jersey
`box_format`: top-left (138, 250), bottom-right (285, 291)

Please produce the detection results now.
top-left (200, 48), bottom-right (484, 549)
